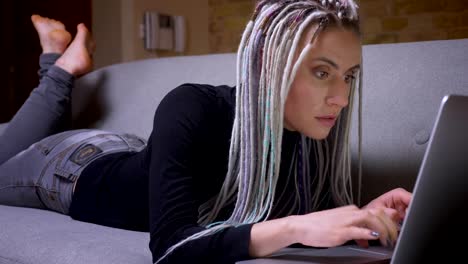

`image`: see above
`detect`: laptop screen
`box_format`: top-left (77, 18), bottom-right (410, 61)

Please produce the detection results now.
top-left (391, 94), bottom-right (468, 264)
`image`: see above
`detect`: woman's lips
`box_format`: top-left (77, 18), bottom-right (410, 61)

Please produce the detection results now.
top-left (315, 116), bottom-right (337, 128)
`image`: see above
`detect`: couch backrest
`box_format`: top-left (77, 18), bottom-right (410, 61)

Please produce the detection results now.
top-left (73, 38), bottom-right (468, 204)
top-left (352, 38), bottom-right (468, 203)
top-left (72, 53), bottom-right (237, 138)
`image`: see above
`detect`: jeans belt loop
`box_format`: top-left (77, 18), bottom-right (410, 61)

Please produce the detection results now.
top-left (54, 167), bottom-right (79, 182)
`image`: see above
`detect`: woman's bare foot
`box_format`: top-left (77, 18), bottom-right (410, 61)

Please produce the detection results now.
top-left (55, 23), bottom-right (96, 77)
top-left (31, 14), bottom-right (72, 54)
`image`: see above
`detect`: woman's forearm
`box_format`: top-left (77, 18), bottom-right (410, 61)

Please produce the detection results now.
top-left (249, 215), bottom-right (299, 258)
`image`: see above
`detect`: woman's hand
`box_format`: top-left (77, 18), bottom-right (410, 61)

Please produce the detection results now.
top-left (290, 205), bottom-right (397, 249)
top-left (249, 204), bottom-right (399, 258)
top-left (355, 188), bottom-right (412, 248)
top-left (249, 201), bottom-right (406, 258)
top-left (363, 188), bottom-right (412, 224)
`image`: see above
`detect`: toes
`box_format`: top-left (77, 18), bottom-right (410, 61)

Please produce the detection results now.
top-left (77, 23), bottom-right (89, 35)
top-left (31, 15), bottom-right (41, 25)
top-left (31, 14), bottom-right (40, 21)
top-left (31, 14), bottom-right (65, 29)
top-left (76, 24), bottom-right (94, 49)
top-left (51, 19), bottom-right (65, 28)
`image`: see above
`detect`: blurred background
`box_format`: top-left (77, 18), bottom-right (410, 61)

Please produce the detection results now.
top-left (1, 0), bottom-right (468, 123)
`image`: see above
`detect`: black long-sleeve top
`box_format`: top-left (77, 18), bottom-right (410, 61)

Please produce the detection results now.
top-left (69, 84), bottom-right (332, 264)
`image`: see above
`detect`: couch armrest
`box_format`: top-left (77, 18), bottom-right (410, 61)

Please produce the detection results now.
top-left (0, 122), bottom-right (9, 136)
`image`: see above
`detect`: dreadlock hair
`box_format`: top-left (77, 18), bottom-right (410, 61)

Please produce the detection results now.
top-left (155, 0), bottom-right (362, 262)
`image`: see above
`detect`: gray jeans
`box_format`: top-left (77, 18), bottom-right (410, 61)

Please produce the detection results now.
top-left (0, 129), bottom-right (146, 214)
top-left (0, 54), bottom-right (146, 214)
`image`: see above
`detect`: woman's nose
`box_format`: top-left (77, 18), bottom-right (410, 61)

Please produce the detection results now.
top-left (326, 81), bottom-right (350, 108)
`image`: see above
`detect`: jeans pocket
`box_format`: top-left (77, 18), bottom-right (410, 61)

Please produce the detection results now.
top-left (35, 140), bottom-right (79, 214)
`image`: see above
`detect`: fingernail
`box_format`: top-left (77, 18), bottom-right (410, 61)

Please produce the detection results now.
top-left (371, 231), bottom-right (380, 237)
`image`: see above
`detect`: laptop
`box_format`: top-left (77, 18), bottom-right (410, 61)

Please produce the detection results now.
top-left (238, 94), bottom-right (468, 264)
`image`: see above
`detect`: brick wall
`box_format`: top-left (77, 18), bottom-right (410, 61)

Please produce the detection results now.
top-left (360, 0), bottom-right (468, 44)
top-left (209, 0), bottom-right (468, 52)
top-left (209, 0), bottom-right (254, 53)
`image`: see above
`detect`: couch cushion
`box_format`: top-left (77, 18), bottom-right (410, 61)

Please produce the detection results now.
top-left (0, 205), bottom-right (151, 264)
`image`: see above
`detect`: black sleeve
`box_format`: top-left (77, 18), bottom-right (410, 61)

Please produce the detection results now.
top-left (148, 84), bottom-right (253, 264)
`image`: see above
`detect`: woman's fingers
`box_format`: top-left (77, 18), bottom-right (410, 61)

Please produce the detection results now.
top-left (368, 208), bottom-right (398, 247)
top-left (296, 205), bottom-right (401, 249)
top-left (354, 238), bottom-right (369, 248)
top-left (348, 208), bottom-right (397, 247)
top-left (348, 210), bottom-right (387, 246)
top-left (394, 188), bottom-right (412, 207)
top-left (346, 226), bottom-right (380, 242)
top-left (383, 207), bottom-right (400, 222)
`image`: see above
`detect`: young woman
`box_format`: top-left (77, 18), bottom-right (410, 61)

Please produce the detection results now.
top-left (0, 1), bottom-right (412, 263)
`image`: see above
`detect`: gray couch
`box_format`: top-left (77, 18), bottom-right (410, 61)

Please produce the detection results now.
top-left (1, 38), bottom-right (467, 264)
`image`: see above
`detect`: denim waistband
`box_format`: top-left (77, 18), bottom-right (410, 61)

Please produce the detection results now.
top-left (33, 129), bottom-right (147, 213)
top-left (51, 130), bottom-right (146, 181)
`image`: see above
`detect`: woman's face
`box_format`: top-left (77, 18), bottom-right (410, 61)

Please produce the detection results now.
top-left (284, 26), bottom-right (362, 140)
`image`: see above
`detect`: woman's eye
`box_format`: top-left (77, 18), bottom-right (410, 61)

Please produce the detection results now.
top-left (314, 71), bottom-right (329, 80)
top-left (344, 74), bottom-right (356, 84)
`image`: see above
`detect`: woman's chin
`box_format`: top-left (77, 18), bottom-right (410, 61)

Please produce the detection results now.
top-left (301, 128), bottom-right (330, 140)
